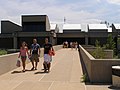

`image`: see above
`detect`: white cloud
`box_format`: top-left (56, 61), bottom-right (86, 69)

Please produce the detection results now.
top-left (0, 0), bottom-right (119, 33)
top-left (0, 0), bottom-right (102, 25)
top-left (96, 0), bottom-right (101, 2)
top-left (107, 0), bottom-right (120, 5)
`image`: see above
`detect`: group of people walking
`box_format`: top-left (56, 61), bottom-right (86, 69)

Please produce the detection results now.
top-left (63, 41), bottom-right (68, 48)
top-left (63, 41), bottom-right (78, 50)
top-left (70, 42), bottom-right (78, 50)
top-left (18, 38), bottom-right (54, 73)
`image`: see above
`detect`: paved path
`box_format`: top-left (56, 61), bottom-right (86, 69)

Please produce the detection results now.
top-left (0, 49), bottom-right (111, 90)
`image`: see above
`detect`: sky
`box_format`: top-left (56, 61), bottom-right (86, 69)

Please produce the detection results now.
top-left (0, 0), bottom-right (120, 32)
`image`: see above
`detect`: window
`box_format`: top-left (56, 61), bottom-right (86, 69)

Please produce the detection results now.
top-left (22, 22), bottom-right (46, 32)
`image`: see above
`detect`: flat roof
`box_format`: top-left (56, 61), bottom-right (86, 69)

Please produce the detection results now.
top-left (89, 24), bottom-right (107, 30)
top-left (22, 15), bottom-right (47, 17)
top-left (63, 24), bottom-right (81, 30)
top-left (113, 24), bottom-right (120, 29)
top-left (50, 24), bottom-right (56, 30)
top-left (108, 28), bottom-right (112, 32)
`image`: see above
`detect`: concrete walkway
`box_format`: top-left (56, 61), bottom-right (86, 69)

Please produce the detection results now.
top-left (0, 49), bottom-right (111, 90)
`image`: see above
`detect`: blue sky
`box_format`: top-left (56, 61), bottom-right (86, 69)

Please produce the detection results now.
top-left (0, 0), bottom-right (120, 32)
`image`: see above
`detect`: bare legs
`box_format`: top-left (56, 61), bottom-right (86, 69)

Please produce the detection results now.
top-left (43, 62), bottom-right (51, 73)
top-left (21, 59), bottom-right (26, 72)
top-left (31, 60), bottom-right (34, 70)
top-left (35, 62), bottom-right (38, 70)
top-left (31, 60), bottom-right (38, 70)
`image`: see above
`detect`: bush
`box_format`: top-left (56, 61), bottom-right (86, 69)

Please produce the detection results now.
top-left (104, 34), bottom-right (115, 51)
top-left (92, 35), bottom-right (116, 59)
top-left (95, 40), bottom-right (100, 47)
top-left (0, 50), bottom-right (7, 55)
top-left (92, 46), bottom-right (105, 59)
top-left (92, 40), bottom-right (105, 59)
top-left (117, 38), bottom-right (120, 45)
top-left (81, 73), bottom-right (87, 83)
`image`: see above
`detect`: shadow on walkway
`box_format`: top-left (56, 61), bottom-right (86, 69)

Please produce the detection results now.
top-left (34, 71), bottom-right (47, 74)
top-left (108, 85), bottom-right (120, 90)
top-left (11, 69), bottom-right (34, 74)
top-left (11, 71), bottom-right (23, 74)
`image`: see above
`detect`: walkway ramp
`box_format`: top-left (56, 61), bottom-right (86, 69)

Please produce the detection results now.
top-left (0, 49), bottom-right (110, 90)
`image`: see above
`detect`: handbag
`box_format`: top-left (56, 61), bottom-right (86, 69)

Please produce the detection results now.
top-left (49, 48), bottom-right (55, 56)
top-left (16, 59), bottom-right (21, 67)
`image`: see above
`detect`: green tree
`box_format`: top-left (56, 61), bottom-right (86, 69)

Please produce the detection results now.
top-left (92, 40), bottom-right (105, 59)
top-left (117, 38), bottom-right (120, 45)
top-left (117, 38), bottom-right (120, 58)
top-left (95, 40), bottom-right (100, 47)
top-left (92, 46), bottom-right (105, 59)
top-left (105, 34), bottom-right (115, 50)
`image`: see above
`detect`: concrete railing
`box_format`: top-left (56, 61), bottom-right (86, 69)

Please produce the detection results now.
top-left (0, 45), bottom-right (63, 75)
top-left (79, 45), bottom-right (120, 83)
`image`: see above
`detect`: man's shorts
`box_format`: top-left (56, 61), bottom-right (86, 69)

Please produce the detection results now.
top-left (31, 54), bottom-right (39, 62)
top-left (44, 54), bottom-right (52, 64)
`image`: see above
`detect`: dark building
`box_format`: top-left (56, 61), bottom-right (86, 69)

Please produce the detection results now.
top-left (22, 15), bottom-right (50, 32)
top-left (0, 20), bottom-right (22, 49)
top-left (112, 24), bottom-right (120, 51)
top-left (57, 24), bottom-right (85, 45)
top-left (1, 20), bottom-right (22, 34)
top-left (17, 15), bottom-right (53, 48)
top-left (0, 15), bottom-right (56, 49)
top-left (0, 15), bottom-right (119, 49)
top-left (88, 24), bottom-right (109, 45)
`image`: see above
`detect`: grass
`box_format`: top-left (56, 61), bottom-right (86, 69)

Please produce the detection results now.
top-left (81, 74), bottom-right (87, 83)
top-left (0, 50), bottom-right (7, 55)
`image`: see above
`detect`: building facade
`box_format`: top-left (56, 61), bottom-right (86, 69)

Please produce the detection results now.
top-left (0, 15), bottom-right (119, 49)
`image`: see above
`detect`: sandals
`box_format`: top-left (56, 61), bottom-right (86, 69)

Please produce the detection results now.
top-left (31, 67), bottom-right (34, 71)
top-left (31, 67), bottom-right (37, 71)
